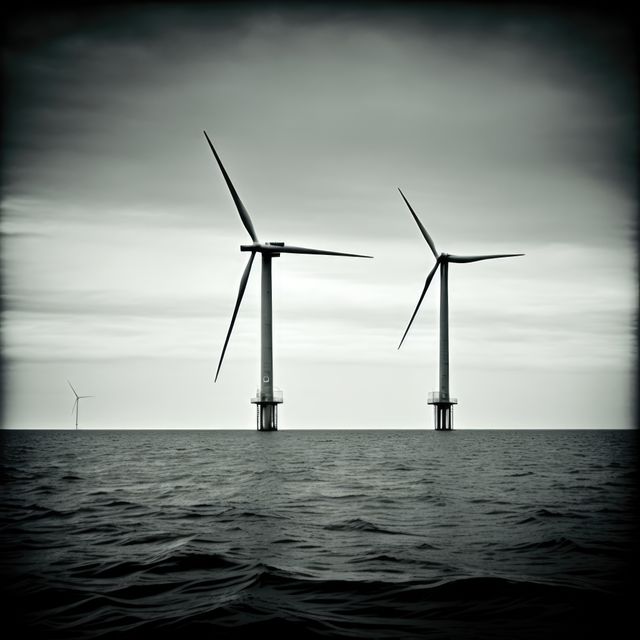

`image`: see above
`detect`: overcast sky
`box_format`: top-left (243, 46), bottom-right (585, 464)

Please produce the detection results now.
top-left (1, 3), bottom-right (636, 429)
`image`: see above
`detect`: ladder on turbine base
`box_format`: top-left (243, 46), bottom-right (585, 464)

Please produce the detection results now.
top-left (252, 389), bottom-right (283, 431)
top-left (428, 392), bottom-right (457, 430)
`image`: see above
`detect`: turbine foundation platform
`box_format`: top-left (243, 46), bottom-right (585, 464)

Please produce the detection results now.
top-left (428, 392), bottom-right (457, 431)
top-left (251, 389), bottom-right (283, 431)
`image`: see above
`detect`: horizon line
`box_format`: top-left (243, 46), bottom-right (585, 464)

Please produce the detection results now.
top-left (1, 426), bottom-right (634, 431)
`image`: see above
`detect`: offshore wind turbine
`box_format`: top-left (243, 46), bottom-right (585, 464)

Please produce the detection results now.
top-left (397, 189), bottom-right (523, 430)
top-left (67, 380), bottom-right (93, 430)
top-left (204, 131), bottom-right (372, 431)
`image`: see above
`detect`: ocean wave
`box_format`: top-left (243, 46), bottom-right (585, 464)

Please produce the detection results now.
top-left (324, 518), bottom-right (408, 536)
top-left (19, 570), bottom-right (616, 640)
top-left (86, 551), bottom-right (245, 579)
top-left (535, 508), bottom-right (589, 519)
top-left (500, 536), bottom-right (623, 558)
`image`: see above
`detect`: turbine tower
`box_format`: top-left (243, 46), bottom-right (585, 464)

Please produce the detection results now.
top-left (397, 189), bottom-right (523, 430)
top-left (67, 380), bottom-right (93, 430)
top-left (204, 131), bottom-right (372, 431)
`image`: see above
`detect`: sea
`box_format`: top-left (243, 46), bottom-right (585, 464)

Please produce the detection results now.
top-left (0, 429), bottom-right (637, 640)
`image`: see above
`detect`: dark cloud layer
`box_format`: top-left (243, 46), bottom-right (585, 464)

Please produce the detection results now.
top-left (3, 3), bottom-right (636, 198)
top-left (2, 3), bottom-right (635, 248)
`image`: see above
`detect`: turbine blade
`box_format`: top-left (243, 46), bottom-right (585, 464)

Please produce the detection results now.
top-left (215, 252), bottom-right (257, 382)
top-left (398, 188), bottom-right (439, 259)
top-left (203, 131), bottom-right (259, 243)
top-left (67, 380), bottom-right (79, 398)
top-left (398, 257), bottom-right (442, 349)
top-left (71, 399), bottom-right (78, 414)
top-left (448, 253), bottom-right (524, 263)
top-left (274, 244), bottom-right (373, 258)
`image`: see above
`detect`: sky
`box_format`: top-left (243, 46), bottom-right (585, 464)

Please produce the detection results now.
top-left (1, 2), bottom-right (637, 429)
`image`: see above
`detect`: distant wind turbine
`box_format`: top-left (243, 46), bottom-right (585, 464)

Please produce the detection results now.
top-left (204, 131), bottom-right (372, 431)
top-left (397, 188), bottom-right (524, 430)
top-left (67, 380), bottom-right (93, 430)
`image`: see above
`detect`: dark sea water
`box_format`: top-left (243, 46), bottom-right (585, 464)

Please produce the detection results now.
top-left (1, 429), bottom-right (637, 639)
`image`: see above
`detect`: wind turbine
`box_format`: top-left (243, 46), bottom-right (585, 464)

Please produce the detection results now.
top-left (204, 131), bottom-right (372, 431)
top-left (67, 380), bottom-right (93, 430)
top-left (397, 189), bottom-right (523, 430)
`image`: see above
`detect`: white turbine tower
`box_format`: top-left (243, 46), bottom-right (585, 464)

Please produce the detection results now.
top-left (204, 131), bottom-right (372, 431)
top-left (397, 189), bottom-right (524, 430)
top-left (67, 381), bottom-right (94, 430)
